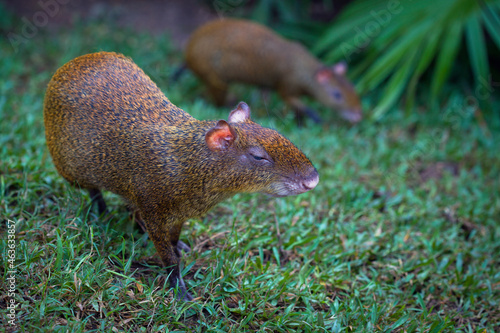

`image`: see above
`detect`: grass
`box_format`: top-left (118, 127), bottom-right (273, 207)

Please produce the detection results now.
top-left (1, 9), bottom-right (500, 333)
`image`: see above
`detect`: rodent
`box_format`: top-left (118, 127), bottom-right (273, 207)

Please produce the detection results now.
top-left (43, 52), bottom-right (319, 301)
top-left (185, 18), bottom-right (362, 124)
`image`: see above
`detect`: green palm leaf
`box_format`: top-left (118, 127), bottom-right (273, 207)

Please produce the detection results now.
top-left (405, 29), bottom-right (443, 111)
top-left (466, 13), bottom-right (490, 102)
top-left (361, 25), bottom-right (428, 93)
top-left (430, 20), bottom-right (464, 101)
top-left (314, 0), bottom-right (500, 116)
top-left (482, 1), bottom-right (500, 49)
top-left (373, 47), bottom-right (418, 119)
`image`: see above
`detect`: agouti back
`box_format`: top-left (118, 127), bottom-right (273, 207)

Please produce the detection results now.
top-left (185, 19), bottom-right (362, 124)
top-left (44, 52), bottom-right (319, 301)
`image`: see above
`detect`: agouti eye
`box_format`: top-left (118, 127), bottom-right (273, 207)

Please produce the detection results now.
top-left (250, 153), bottom-right (269, 162)
top-left (332, 89), bottom-right (343, 101)
top-left (247, 147), bottom-right (271, 164)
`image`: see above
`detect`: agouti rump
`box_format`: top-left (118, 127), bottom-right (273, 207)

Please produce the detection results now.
top-left (44, 52), bottom-right (319, 301)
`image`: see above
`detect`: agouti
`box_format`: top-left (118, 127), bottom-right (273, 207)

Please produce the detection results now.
top-left (44, 52), bottom-right (319, 301)
top-left (185, 19), bottom-right (362, 124)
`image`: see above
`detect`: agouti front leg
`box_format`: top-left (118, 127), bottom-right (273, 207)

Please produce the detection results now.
top-left (141, 210), bottom-right (193, 301)
top-left (281, 95), bottom-right (322, 124)
top-left (134, 210), bottom-right (190, 254)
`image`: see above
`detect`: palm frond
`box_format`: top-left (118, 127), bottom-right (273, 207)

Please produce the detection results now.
top-left (314, 0), bottom-right (500, 117)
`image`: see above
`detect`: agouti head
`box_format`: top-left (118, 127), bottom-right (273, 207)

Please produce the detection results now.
top-left (205, 102), bottom-right (319, 197)
top-left (312, 62), bottom-right (362, 123)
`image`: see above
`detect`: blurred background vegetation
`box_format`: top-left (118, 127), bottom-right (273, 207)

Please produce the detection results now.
top-left (235, 0), bottom-right (500, 119)
top-left (2, 0), bottom-right (499, 121)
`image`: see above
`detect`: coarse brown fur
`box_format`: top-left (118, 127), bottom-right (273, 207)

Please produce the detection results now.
top-left (185, 19), bottom-right (362, 124)
top-left (44, 52), bottom-right (319, 301)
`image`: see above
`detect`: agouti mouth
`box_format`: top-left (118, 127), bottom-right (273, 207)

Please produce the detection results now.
top-left (341, 110), bottom-right (362, 123)
top-left (266, 171), bottom-right (319, 197)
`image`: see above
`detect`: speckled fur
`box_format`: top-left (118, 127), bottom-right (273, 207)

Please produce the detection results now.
top-left (185, 19), bottom-right (362, 123)
top-left (44, 52), bottom-right (318, 300)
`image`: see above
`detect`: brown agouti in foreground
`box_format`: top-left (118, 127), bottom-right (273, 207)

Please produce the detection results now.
top-left (185, 19), bottom-right (362, 124)
top-left (44, 52), bottom-right (319, 301)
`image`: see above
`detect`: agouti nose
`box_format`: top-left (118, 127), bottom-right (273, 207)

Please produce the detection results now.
top-left (302, 170), bottom-right (319, 191)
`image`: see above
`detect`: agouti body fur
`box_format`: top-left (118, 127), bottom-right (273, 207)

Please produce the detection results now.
top-left (44, 52), bottom-right (319, 301)
top-left (185, 19), bottom-right (362, 124)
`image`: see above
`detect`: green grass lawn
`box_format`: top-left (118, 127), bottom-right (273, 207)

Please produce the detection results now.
top-left (1, 15), bottom-right (500, 333)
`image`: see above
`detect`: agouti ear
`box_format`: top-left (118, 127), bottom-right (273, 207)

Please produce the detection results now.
top-left (205, 120), bottom-right (237, 152)
top-left (228, 102), bottom-right (251, 123)
top-left (315, 67), bottom-right (334, 84)
top-left (332, 61), bottom-right (347, 76)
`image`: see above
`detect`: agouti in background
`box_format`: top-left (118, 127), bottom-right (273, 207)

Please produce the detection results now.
top-left (185, 19), bottom-right (362, 124)
top-left (2, 0), bottom-right (499, 331)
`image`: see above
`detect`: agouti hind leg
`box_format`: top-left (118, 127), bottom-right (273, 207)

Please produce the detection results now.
top-left (175, 241), bottom-right (191, 254)
top-left (170, 223), bottom-right (191, 256)
top-left (88, 189), bottom-right (107, 215)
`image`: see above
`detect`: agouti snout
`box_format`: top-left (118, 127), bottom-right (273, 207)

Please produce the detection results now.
top-left (185, 19), bottom-right (363, 124)
top-left (44, 52), bottom-right (318, 301)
